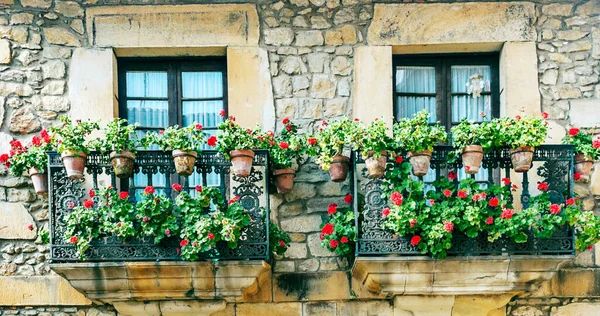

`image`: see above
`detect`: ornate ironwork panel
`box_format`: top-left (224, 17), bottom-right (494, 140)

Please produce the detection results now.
top-left (48, 150), bottom-right (270, 262)
top-left (353, 145), bottom-right (576, 257)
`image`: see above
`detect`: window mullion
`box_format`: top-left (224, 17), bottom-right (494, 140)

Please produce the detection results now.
top-left (167, 62), bottom-right (178, 127)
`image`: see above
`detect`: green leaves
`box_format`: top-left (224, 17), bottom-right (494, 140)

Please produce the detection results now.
top-left (393, 110), bottom-right (447, 153)
top-left (91, 118), bottom-right (139, 154)
top-left (50, 116), bottom-right (99, 154)
top-left (143, 124), bottom-right (206, 152)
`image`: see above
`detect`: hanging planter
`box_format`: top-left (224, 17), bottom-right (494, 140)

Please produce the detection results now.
top-left (364, 151), bottom-right (388, 178)
top-left (407, 150), bottom-right (432, 177)
top-left (61, 151), bottom-right (88, 179)
top-left (510, 146), bottom-right (534, 173)
top-left (230, 149), bottom-right (255, 177)
top-left (574, 154), bottom-right (594, 183)
top-left (172, 150), bottom-right (197, 176)
top-left (273, 168), bottom-right (295, 193)
top-left (110, 150), bottom-right (136, 178)
top-left (330, 155), bottom-right (350, 182)
top-left (29, 167), bottom-right (48, 195)
top-left (461, 145), bottom-right (484, 175)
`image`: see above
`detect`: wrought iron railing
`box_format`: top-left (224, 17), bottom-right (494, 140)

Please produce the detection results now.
top-left (48, 150), bottom-right (270, 262)
top-left (352, 145), bottom-right (576, 257)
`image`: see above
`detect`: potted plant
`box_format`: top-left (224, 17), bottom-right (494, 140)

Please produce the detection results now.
top-left (501, 111), bottom-right (548, 173)
top-left (50, 117), bottom-right (99, 179)
top-left (135, 186), bottom-right (179, 244)
top-left (393, 110), bottom-right (447, 177)
top-left (451, 119), bottom-right (491, 175)
top-left (264, 118), bottom-right (305, 193)
top-left (210, 114), bottom-right (262, 177)
top-left (0, 130), bottom-right (53, 194)
top-left (562, 127), bottom-right (599, 183)
top-left (91, 118), bottom-right (139, 178)
top-left (143, 123), bottom-right (206, 176)
top-left (314, 117), bottom-right (360, 182)
top-left (356, 118), bottom-right (394, 178)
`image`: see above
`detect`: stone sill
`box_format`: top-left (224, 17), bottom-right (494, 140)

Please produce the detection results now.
top-left (50, 260), bottom-right (270, 305)
top-left (352, 255), bottom-right (573, 298)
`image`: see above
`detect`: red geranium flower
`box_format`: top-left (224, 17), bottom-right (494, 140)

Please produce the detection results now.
top-left (382, 208), bottom-right (390, 217)
top-left (502, 178), bottom-right (511, 186)
top-left (282, 117), bottom-right (290, 124)
top-left (330, 239), bottom-right (339, 249)
top-left (410, 235), bottom-right (421, 246)
top-left (165, 229), bottom-right (171, 236)
top-left (307, 137), bottom-right (317, 145)
top-left (119, 192), bottom-right (129, 199)
top-left (569, 127), bottom-right (580, 136)
top-left (409, 218), bottom-right (417, 228)
top-left (322, 223), bottom-right (334, 235)
top-left (180, 240), bottom-right (189, 247)
top-left (195, 123), bottom-right (202, 130)
top-left (574, 172), bottom-right (581, 181)
top-left (229, 196), bottom-right (240, 205)
top-left (395, 156), bottom-right (403, 163)
top-left (542, 111), bottom-right (549, 119)
top-left (443, 189), bottom-right (452, 197)
top-left (448, 170), bottom-right (458, 180)
top-left (549, 204), bottom-right (561, 215)
top-left (486, 216), bottom-right (494, 225)
top-left (429, 199), bottom-right (435, 206)
top-left (594, 139), bottom-right (600, 149)
top-left (538, 182), bottom-right (549, 191)
top-left (31, 136), bottom-right (41, 146)
top-left (278, 240), bottom-right (286, 247)
top-left (587, 245), bottom-right (593, 251)
top-left (195, 185), bottom-right (203, 193)
top-left (159, 130), bottom-right (164, 135)
top-left (88, 189), bottom-right (95, 198)
top-left (279, 142), bottom-right (289, 149)
top-left (285, 124), bottom-right (293, 131)
top-left (0, 154), bottom-right (8, 163)
top-left (390, 191), bottom-right (403, 206)
top-left (340, 236), bottom-right (349, 243)
top-left (207, 233), bottom-right (215, 240)
top-left (480, 192), bottom-right (487, 199)
top-left (207, 135), bottom-right (218, 147)
top-left (515, 115), bottom-right (521, 120)
top-left (354, 118), bottom-right (359, 121)
top-left (27, 224), bottom-right (34, 231)
top-left (444, 221), bottom-right (454, 233)
top-left (319, 233), bottom-right (324, 240)
top-left (142, 216), bottom-right (149, 223)
top-left (566, 198), bottom-right (576, 205)
top-left (327, 203), bottom-right (337, 215)
top-left (219, 109), bottom-right (226, 117)
top-left (344, 194), bottom-right (353, 204)
top-left (69, 236), bottom-right (79, 244)
top-left (144, 186), bottom-right (155, 195)
top-left (83, 199), bottom-right (94, 208)
top-left (172, 183), bottom-right (183, 192)
top-left (500, 208), bottom-right (514, 219)
top-left (489, 197), bottom-right (499, 207)
top-left (457, 190), bottom-right (467, 199)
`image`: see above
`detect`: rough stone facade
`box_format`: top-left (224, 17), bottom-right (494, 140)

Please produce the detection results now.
top-left (0, 0), bottom-right (598, 315)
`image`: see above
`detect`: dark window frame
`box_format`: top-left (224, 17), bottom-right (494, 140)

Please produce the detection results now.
top-left (392, 53), bottom-right (500, 132)
top-left (117, 57), bottom-right (228, 131)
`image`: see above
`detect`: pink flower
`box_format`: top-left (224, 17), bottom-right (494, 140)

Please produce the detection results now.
top-left (486, 217), bottom-right (494, 225)
top-left (500, 208), bottom-right (514, 219)
top-left (172, 183), bottom-right (183, 192)
top-left (410, 235), bottom-right (421, 246)
top-left (382, 208), bottom-right (390, 217)
top-left (142, 216), bottom-right (149, 223)
top-left (489, 197), bottom-right (499, 207)
top-left (409, 218), bottom-right (417, 228)
top-left (344, 194), bottom-right (353, 204)
top-left (444, 221), bottom-right (454, 233)
top-left (549, 204), bottom-right (561, 215)
top-left (594, 139), bottom-right (600, 149)
top-left (165, 229), bottom-right (171, 236)
top-left (390, 191), bottom-right (403, 206)
top-left (569, 127), bottom-right (580, 137)
top-left (341, 236), bottom-right (349, 243)
top-left (537, 182), bottom-right (549, 191)
top-left (327, 203), bottom-right (337, 215)
top-left (330, 239), bottom-right (339, 249)
top-left (319, 233), bottom-right (324, 240)
top-left (429, 199), bottom-right (435, 206)
top-left (472, 194), bottom-right (481, 202)
top-left (144, 186), bottom-right (155, 195)
top-left (68, 202), bottom-right (75, 209)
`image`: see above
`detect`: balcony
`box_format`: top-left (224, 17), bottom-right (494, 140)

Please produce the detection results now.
top-left (47, 150), bottom-right (271, 311)
top-left (351, 145), bottom-right (575, 297)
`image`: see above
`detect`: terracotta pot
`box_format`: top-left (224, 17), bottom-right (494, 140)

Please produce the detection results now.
top-left (329, 155), bottom-right (350, 182)
top-left (461, 145), bottom-right (484, 175)
top-left (364, 151), bottom-right (388, 178)
top-left (575, 154), bottom-right (594, 183)
top-left (230, 149), bottom-right (255, 177)
top-left (61, 151), bottom-right (87, 180)
top-left (110, 150), bottom-right (136, 178)
top-left (29, 167), bottom-right (47, 195)
top-left (172, 150), bottom-right (197, 176)
top-left (510, 146), bottom-right (534, 173)
top-left (273, 168), bottom-right (296, 193)
top-left (407, 150), bottom-right (432, 177)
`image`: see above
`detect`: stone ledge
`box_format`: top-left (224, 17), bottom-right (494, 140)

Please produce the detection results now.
top-left (352, 256), bottom-right (573, 298)
top-left (0, 275), bottom-right (91, 306)
top-left (50, 260), bottom-right (270, 305)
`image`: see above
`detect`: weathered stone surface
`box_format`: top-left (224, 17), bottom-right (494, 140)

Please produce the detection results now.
top-left (547, 53), bottom-right (572, 63)
top-left (310, 74), bottom-right (336, 98)
top-left (542, 4), bottom-right (573, 16)
top-left (307, 233), bottom-right (337, 257)
top-left (71, 19), bottom-right (85, 35)
top-left (303, 302), bottom-right (336, 316)
top-left (592, 28), bottom-right (600, 59)
top-left (284, 242), bottom-right (307, 259)
top-left (273, 75), bottom-right (292, 98)
top-left (279, 202), bottom-right (303, 217)
top-left (295, 31), bottom-right (324, 46)
top-left (41, 80), bottom-right (66, 95)
top-left (369, 2), bottom-right (535, 45)
top-left (0, 39), bottom-right (10, 64)
top-left (337, 301), bottom-right (393, 315)
top-left (0, 26), bottom-right (28, 43)
top-left (7, 188), bottom-right (36, 202)
top-left (330, 56), bottom-right (352, 75)
top-left (42, 46), bottom-right (72, 59)
top-left (576, 0), bottom-right (600, 16)
top-left (311, 16), bottom-right (331, 30)
top-left (280, 215), bottom-right (322, 233)
top-left (319, 258), bottom-right (338, 271)
top-left (280, 56), bottom-right (305, 75)
top-left (273, 272), bottom-right (350, 301)
top-left (551, 303), bottom-right (600, 316)
top-left (0, 82), bottom-right (34, 97)
top-left (306, 52), bottom-right (330, 73)
top-left (9, 107), bottom-right (41, 134)
top-left (275, 98), bottom-right (297, 118)
top-left (43, 27), bottom-right (81, 47)
top-left (553, 86), bottom-right (582, 100)
top-left (557, 30), bottom-right (588, 41)
top-left (541, 70), bottom-right (558, 85)
top-left (292, 75), bottom-right (310, 94)
top-left (10, 13), bottom-right (34, 25)
top-left (0, 275), bottom-right (91, 305)
top-left (265, 28), bottom-right (294, 46)
top-left (0, 202), bottom-right (36, 240)
top-left (298, 259), bottom-right (319, 272)
top-left (274, 261), bottom-right (295, 273)
top-left (42, 60), bottom-right (66, 79)
top-left (292, 16), bottom-right (309, 28)
top-left (298, 99), bottom-right (322, 119)
top-left (334, 8), bottom-right (356, 25)
top-left (236, 303), bottom-right (301, 316)
top-left (558, 41), bottom-right (592, 53)
top-left (55, 1), bottom-right (84, 17)
top-left (32, 95), bottom-right (70, 112)
top-left (20, 0), bottom-right (51, 8)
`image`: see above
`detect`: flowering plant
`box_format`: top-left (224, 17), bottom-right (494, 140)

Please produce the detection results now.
top-left (90, 118), bottom-right (140, 154)
top-left (356, 118), bottom-right (394, 158)
top-left (265, 118), bottom-right (306, 169)
top-left (314, 117), bottom-right (360, 170)
top-left (142, 123), bottom-right (206, 152)
top-left (270, 223), bottom-right (291, 256)
top-left (499, 111), bottom-right (548, 148)
top-left (135, 186), bottom-right (179, 244)
top-left (1, 130), bottom-right (53, 176)
top-left (450, 119), bottom-right (493, 152)
top-left (393, 110), bottom-right (447, 153)
top-left (319, 194), bottom-right (356, 256)
top-left (50, 116), bottom-right (99, 154)
top-left (562, 127), bottom-right (599, 160)
top-left (211, 113), bottom-right (262, 159)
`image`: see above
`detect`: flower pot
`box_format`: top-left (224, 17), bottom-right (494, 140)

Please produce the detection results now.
top-left (29, 167), bottom-right (47, 195)
top-left (575, 154), bottom-right (594, 183)
top-left (110, 150), bottom-right (135, 178)
top-left (407, 150), bottom-right (432, 177)
top-left (364, 151), bottom-right (388, 178)
top-left (461, 145), bottom-right (484, 175)
top-left (230, 149), bottom-right (255, 177)
top-left (329, 155), bottom-right (350, 182)
top-left (61, 151), bottom-right (87, 180)
top-left (172, 150), bottom-right (197, 176)
top-left (273, 168), bottom-right (296, 193)
top-left (510, 146), bottom-right (534, 173)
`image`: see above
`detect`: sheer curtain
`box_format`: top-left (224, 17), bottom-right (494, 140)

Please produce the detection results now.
top-left (396, 66), bottom-right (437, 122)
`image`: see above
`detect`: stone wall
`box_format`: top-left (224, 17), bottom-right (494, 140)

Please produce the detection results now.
top-left (0, 306), bottom-right (114, 316)
top-left (0, 0), bottom-right (599, 315)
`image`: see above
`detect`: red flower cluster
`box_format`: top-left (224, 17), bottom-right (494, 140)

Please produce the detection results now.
top-left (409, 218), bottom-right (417, 228)
top-left (278, 240), bottom-right (286, 247)
top-left (569, 128), bottom-right (580, 137)
top-left (472, 194), bottom-right (482, 202)
top-left (40, 130), bottom-right (51, 144)
top-left (180, 240), bottom-right (189, 247)
top-left (566, 198), bottom-right (576, 205)
top-left (165, 229), bottom-right (171, 236)
top-left (395, 156), bottom-right (403, 164)
top-left (89, 189), bottom-right (95, 198)
top-left (31, 136), bottom-right (41, 146)
top-left (69, 236), bottom-right (79, 244)
top-left (500, 208), bottom-right (514, 219)
top-left (488, 197), bottom-right (499, 207)
top-left (549, 204), bottom-right (561, 215)
top-left (172, 183), bottom-right (183, 192)
top-left (307, 137), bottom-right (317, 145)
top-left (390, 191), bottom-right (403, 206)
top-left (279, 142), bottom-right (289, 149)
top-left (229, 196), bottom-right (240, 205)
top-left (340, 236), bottom-right (349, 243)
top-left (195, 124), bottom-right (202, 130)
top-left (542, 112), bottom-right (549, 119)
top-left (448, 170), bottom-right (457, 180)
top-left (486, 216), bottom-right (494, 225)
top-left (207, 135), bottom-right (218, 147)
top-left (444, 221), bottom-right (454, 233)
top-left (282, 117), bottom-right (290, 124)
top-left (330, 239), bottom-right (339, 249)
top-left (119, 192), bottom-right (129, 199)
top-left (195, 185), bottom-right (203, 193)
top-left (327, 203), bottom-right (337, 215)
top-left (144, 186), bottom-right (155, 195)
top-left (502, 178), bottom-right (511, 186)
top-left (410, 235), bottom-right (421, 246)
top-left (574, 172), bottom-right (581, 181)
top-left (322, 223), bottom-right (334, 235)
top-left (207, 233), bottom-right (215, 240)
top-left (344, 194), bottom-right (353, 204)
top-left (457, 190), bottom-right (467, 199)
top-left (537, 182), bottom-right (549, 191)
top-left (443, 189), bottom-right (452, 197)
top-left (27, 224), bottom-right (34, 231)
top-left (83, 199), bottom-right (94, 209)
top-left (219, 109), bottom-right (226, 117)
top-left (594, 138), bottom-right (600, 149)
top-left (382, 208), bottom-right (390, 217)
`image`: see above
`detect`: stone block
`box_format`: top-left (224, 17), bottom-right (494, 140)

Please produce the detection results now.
top-left (235, 303), bottom-right (302, 316)
top-left (279, 202), bottom-right (303, 217)
top-left (295, 31), bottom-right (324, 47)
top-left (310, 74), bottom-right (336, 99)
top-left (353, 46), bottom-right (393, 127)
top-left (576, 0), bottom-right (600, 15)
top-left (297, 99), bottom-right (323, 119)
top-left (499, 42), bottom-right (540, 117)
top-left (552, 303), bottom-right (600, 316)
top-left (265, 28), bottom-right (294, 46)
top-left (275, 98), bottom-right (297, 118)
top-left (0, 39), bottom-right (10, 64)
top-left (9, 107), bottom-right (41, 135)
top-left (307, 233), bottom-right (337, 257)
top-left (54, 1), bottom-right (84, 17)
top-left (324, 98), bottom-right (347, 117)
top-left (0, 275), bottom-right (91, 306)
top-left (569, 99), bottom-right (600, 128)
top-left (331, 56), bottom-right (352, 75)
top-left (0, 26), bottom-right (28, 43)
top-left (338, 301), bottom-right (393, 315)
top-left (303, 302), bottom-right (336, 316)
top-left (284, 182), bottom-right (316, 201)
top-left (20, 0), bottom-right (51, 8)
top-left (542, 4), bottom-right (573, 16)
top-left (281, 215), bottom-right (322, 233)
top-left (592, 28), bottom-right (600, 60)
top-left (273, 272), bottom-right (350, 301)
top-left (0, 202), bottom-right (36, 239)
top-left (43, 27), bottom-right (80, 47)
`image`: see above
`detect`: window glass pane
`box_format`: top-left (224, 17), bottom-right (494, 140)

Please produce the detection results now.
top-left (451, 65), bottom-right (491, 93)
top-left (126, 71), bottom-right (168, 98)
top-left (182, 100), bottom-right (224, 129)
top-left (396, 96), bottom-right (437, 122)
top-left (182, 72), bottom-right (223, 99)
top-left (127, 100), bottom-right (169, 128)
top-left (451, 95), bottom-right (492, 123)
top-left (395, 66), bottom-right (435, 93)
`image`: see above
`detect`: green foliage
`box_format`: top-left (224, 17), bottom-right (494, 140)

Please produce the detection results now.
top-left (2, 130), bottom-right (53, 177)
top-left (50, 116), bottom-right (99, 154)
top-left (356, 118), bottom-right (395, 158)
top-left (90, 118), bottom-right (140, 154)
top-left (135, 190), bottom-right (178, 244)
top-left (142, 124), bottom-right (206, 152)
top-left (37, 227), bottom-right (49, 245)
top-left (213, 116), bottom-right (262, 159)
top-left (393, 110), bottom-right (447, 153)
top-left (270, 223), bottom-right (291, 256)
top-left (314, 117), bottom-right (361, 170)
top-left (319, 199), bottom-right (356, 256)
top-left (450, 118), bottom-right (494, 158)
top-left (498, 111), bottom-right (548, 148)
top-left (562, 127), bottom-right (600, 160)
top-left (264, 118), bottom-right (306, 169)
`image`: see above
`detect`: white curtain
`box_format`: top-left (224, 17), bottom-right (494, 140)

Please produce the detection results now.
top-left (395, 66), bottom-right (437, 122)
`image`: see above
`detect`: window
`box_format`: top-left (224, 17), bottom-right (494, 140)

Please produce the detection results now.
top-left (118, 58), bottom-right (227, 194)
top-left (393, 54), bottom-right (499, 131)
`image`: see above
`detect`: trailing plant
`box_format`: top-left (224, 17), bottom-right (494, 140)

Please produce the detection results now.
top-left (135, 186), bottom-right (179, 244)
top-left (210, 112), bottom-right (262, 159)
top-left (1, 130), bottom-right (53, 176)
top-left (50, 116), bottom-right (99, 154)
top-left (142, 123), bottom-right (206, 152)
top-left (393, 110), bottom-right (447, 153)
top-left (314, 117), bottom-right (361, 170)
top-left (319, 194), bottom-right (357, 256)
top-left (562, 127), bottom-right (599, 160)
top-left (498, 110), bottom-right (548, 149)
top-left (90, 118), bottom-right (140, 154)
top-left (270, 223), bottom-right (291, 256)
top-left (264, 118), bottom-right (306, 169)
top-left (36, 227), bottom-right (50, 245)
top-left (357, 118), bottom-right (395, 158)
